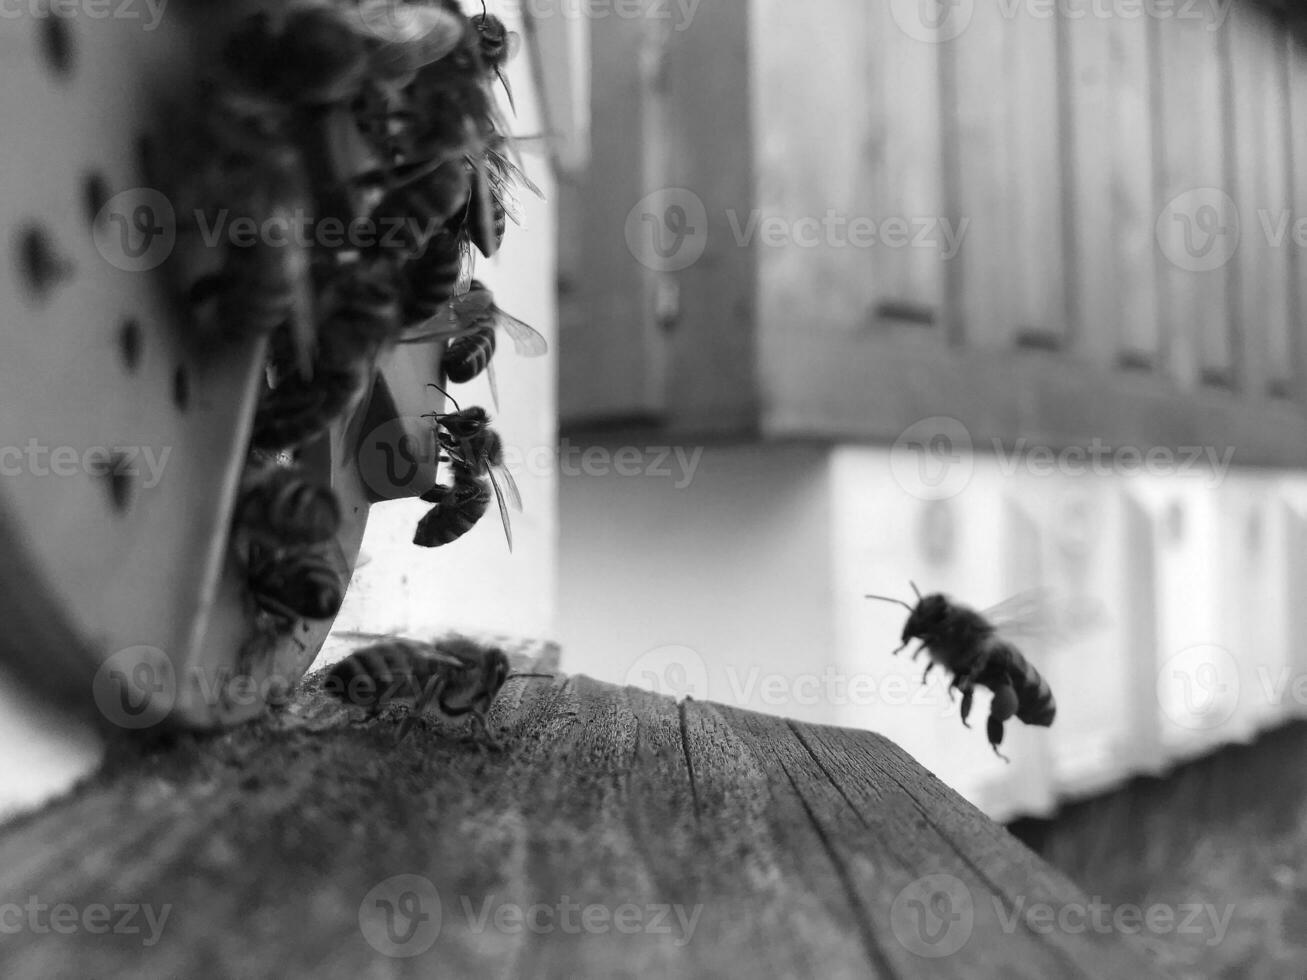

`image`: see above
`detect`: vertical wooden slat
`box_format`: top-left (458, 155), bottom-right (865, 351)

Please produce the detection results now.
top-left (1228, 6), bottom-right (1294, 400)
top-left (559, 5), bottom-right (663, 426)
top-left (1154, 11), bottom-right (1236, 389)
top-left (1121, 492), bottom-right (1163, 772)
top-left (949, 5), bottom-right (1066, 350)
top-left (660, 0), bottom-right (757, 431)
top-left (1290, 37), bottom-right (1307, 403)
top-left (1064, 15), bottom-right (1159, 370)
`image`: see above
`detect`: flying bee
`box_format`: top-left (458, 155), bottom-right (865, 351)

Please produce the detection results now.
top-left (246, 541), bottom-right (347, 629)
top-left (405, 280), bottom-right (546, 408)
top-left (323, 635), bottom-right (552, 745)
top-left (865, 584), bottom-right (1057, 762)
top-left (235, 460), bottom-right (342, 547)
top-left (470, 3), bottom-right (521, 111)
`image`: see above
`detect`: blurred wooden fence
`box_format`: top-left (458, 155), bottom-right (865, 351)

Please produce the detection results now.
top-left (556, 0), bottom-right (1307, 464)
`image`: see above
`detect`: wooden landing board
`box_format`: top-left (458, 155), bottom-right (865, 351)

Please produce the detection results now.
top-left (0, 671), bottom-right (1168, 979)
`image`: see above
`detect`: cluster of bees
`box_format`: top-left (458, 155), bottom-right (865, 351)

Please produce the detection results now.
top-left (162, 1), bottom-right (547, 644)
top-left (325, 634), bottom-right (552, 745)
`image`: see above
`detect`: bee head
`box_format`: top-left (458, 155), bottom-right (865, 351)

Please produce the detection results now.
top-left (903, 593), bottom-right (951, 642)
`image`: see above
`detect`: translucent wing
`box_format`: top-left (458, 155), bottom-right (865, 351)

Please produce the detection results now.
top-left (485, 466), bottom-right (513, 552)
top-left (492, 460), bottom-right (522, 512)
top-left (353, 2), bottom-right (465, 75)
top-left (485, 358), bottom-right (500, 411)
top-left (982, 589), bottom-right (1107, 647)
top-left (494, 309), bottom-right (548, 357)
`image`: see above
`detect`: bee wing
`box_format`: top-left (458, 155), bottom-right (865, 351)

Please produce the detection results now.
top-left (487, 148), bottom-right (544, 200)
top-left (505, 30), bottom-right (523, 63)
top-left (353, 3), bottom-right (465, 74)
top-left (486, 358), bottom-right (500, 412)
top-left (982, 589), bottom-right (1106, 648)
top-left (496, 67), bottom-right (517, 116)
top-left (494, 310), bottom-right (548, 357)
top-left (485, 466), bottom-right (514, 552)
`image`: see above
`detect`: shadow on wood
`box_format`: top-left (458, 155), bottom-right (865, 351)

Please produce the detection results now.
top-left (0, 657), bottom-right (1170, 978)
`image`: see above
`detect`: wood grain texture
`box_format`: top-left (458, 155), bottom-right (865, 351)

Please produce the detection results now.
top-left (0, 667), bottom-right (1170, 978)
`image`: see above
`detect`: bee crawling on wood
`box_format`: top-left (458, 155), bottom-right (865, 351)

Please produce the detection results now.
top-left (866, 584), bottom-right (1056, 762)
top-left (324, 635), bottom-right (552, 745)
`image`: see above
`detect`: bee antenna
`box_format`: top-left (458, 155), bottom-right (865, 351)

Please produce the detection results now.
top-left (909, 581), bottom-right (922, 600)
top-left (865, 594), bottom-right (914, 612)
top-left (427, 381), bottom-right (461, 414)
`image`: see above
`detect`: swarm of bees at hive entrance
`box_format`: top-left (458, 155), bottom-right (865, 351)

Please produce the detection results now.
top-left (866, 585), bottom-right (1057, 762)
top-left (324, 634), bottom-right (552, 745)
top-left (157, 0), bottom-right (547, 648)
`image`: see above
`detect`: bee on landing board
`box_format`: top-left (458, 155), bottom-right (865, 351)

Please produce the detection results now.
top-left (866, 584), bottom-right (1057, 762)
top-left (324, 635), bottom-right (552, 745)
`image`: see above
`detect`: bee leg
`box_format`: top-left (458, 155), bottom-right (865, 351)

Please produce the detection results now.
top-left (987, 716), bottom-right (1011, 764)
top-left (396, 676), bottom-right (446, 744)
top-left (921, 661), bottom-right (935, 685)
top-left (910, 641), bottom-right (927, 661)
top-left (959, 684), bottom-right (974, 728)
top-left (467, 709), bottom-right (503, 752)
top-left (890, 641), bottom-right (907, 656)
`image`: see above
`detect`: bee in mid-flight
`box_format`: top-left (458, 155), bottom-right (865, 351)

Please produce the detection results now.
top-left (324, 635), bottom-right (551, 744)
top-left (866, 584), bottom-right (1056, 761)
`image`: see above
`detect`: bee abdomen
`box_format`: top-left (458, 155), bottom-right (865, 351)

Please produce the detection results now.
top-left (237, 467), bottom-right (341, 545)
top-left (250, 551), bottom-right (345, 621)
top-left (1011, 657), bottom-right (1056, 727)
top-left (442, 326), bottom-right (496, 383)
top-left (413, 475), bottom-right (491, 548)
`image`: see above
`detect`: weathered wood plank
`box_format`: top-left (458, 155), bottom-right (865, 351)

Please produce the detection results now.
top-left (0, 669), bottom-right (1173, 978)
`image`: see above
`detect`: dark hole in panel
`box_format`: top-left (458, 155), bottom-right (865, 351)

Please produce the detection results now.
top-left (120, 319), bottom-right (142, 372)
top-left (104, 452), bottom-right (133, 513)
top-left (84, 173), bottom-right (111, 227)
top-left (14, 224), bottom-right (71, 302)
top-left (173, 366), bottom-right (191, 411)
top-left (39, 15), bottom-right (74, 78)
